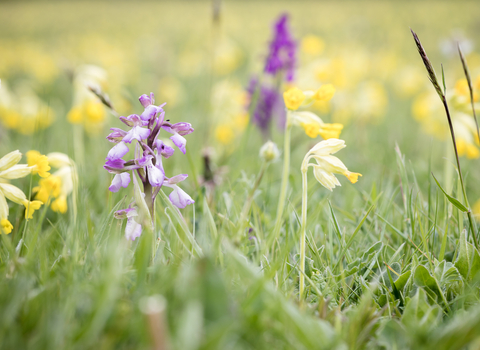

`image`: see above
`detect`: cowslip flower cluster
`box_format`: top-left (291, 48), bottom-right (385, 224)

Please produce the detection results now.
top-left (30, 152), bottom-right (77, 214)
top-left (67, 65), bottom-right (108, 133)
top-left (413, 77), bottom-right (480, 159)
top-left (264, 13), bottom-right (296, 82)
top-left (104, 93), bottom-right (195, 240)
top-left (299, 138), bottom-right (361, 299)
top-left (283, 85), bottom-right (341, 139)
top-left (301, 138), bottom-right (361, 190)
top-left (0, 150), bottom-right (48, 234)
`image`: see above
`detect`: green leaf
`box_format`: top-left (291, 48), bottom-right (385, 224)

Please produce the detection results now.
top-left (394, 270), bottom-right (411, 292)
top-left (402, 288), bottom-right (441, 332)
top-left (434, 260), bottom-right (462, 287)
top-left (413, 265), bottom-right (440, 301)
top-left (455, 230), bottom-right (480, 281)
top-left (432, 174), bottom-right (469, 212)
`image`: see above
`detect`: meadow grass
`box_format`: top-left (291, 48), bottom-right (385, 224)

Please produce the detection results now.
top-left (1, 1), bottom-right (480, 349)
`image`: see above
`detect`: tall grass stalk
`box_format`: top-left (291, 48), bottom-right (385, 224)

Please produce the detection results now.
top-left (411, 29), bottom-right (478, 249)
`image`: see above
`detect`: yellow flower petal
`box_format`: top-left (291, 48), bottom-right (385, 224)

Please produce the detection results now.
top-left (51, 196), bottom-right (67, 214)
top-left (319, 123), bottom-right (344, 140)
top-left (283, 87), bottom-right (305, 110)
top-left (346, 171), bottom-right (362, 184)
top-left (23, 200), bottom-right (43, 219)
top-left (1, 218), bottom-right (13, 234)
top-left (27, 150), bottom-right (51, 178)
top-left (314, 84), bottom-right (336, 102)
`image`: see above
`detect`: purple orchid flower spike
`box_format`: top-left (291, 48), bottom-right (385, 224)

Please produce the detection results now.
top-left (264, 13), bottom-right (296, 82)
top-left (104, 92), bottom-right (195, 241)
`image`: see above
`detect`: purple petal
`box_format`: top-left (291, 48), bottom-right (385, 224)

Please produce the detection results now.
top-left (171, 122), bottom-right (194, 136)
top-left (114, 207), bottom-right (137, 219)
top-left (107, 128), bottom-right (127, 143)
top-left (140, 105), bottom-right (160, 122)
top-left (107, 142), bottom-right (129, 161)
top-left (135, 154), bottom-right (154, 167)
top-left (123, 126), bottom-right (151, 143)
top-left (125, 216), bottom-right (142, 241)
top-left (168, 186), bottom-right (195, 209)
top-left (147, 161), bottom-right (165, 187)
top-left (108, 172), bottom-right (131, 192)
top-left (170, 133), bottom-right (187, 154)
top-left (105, 158), bottom-right (125, 169)
top-left (168, 174), bottom-right (188, 184)
top-left (139, 93), bottom-right (154, 108)
top-left (155, 140), bottom-right (175, 158)
top-left (120, 114), bottom-right (143, 127)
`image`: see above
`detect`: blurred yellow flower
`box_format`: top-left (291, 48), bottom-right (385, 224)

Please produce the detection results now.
top-left (0, 150), bottom-right (43, 228)
top-left (215, 125), bottom-right (234, 145)
top-left (26, 150), bottom-right (51, 178)
top-left (290, 111), bottom-right (343, 139)
top-left (301, 35), bottom-right (325, 56)
top-left (33, 153), bottom-right (76, 214)
top-left (283, 87), bottom-right (305, 110)
top-left (314, 84), bottom-right (336, 102)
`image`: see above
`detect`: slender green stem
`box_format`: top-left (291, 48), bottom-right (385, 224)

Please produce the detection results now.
top-left (299, 169), bottom-right (308, 300)
top-left (238, 161), bottom-right (267, 236)
top-left (441, 99), bottom-right (479, 249)
top-left (272, 117), bottom-right (292, 244)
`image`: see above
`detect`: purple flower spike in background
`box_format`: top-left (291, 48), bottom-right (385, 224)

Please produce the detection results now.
top-left (104, 92), bottom-right (195, 241)
top-left (247, 78), bottom-right (285, 136)
top-left (264, 13), bottom-right (296, 82)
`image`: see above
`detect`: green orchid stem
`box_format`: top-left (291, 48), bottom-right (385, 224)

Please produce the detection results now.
top-left (299, 168), bottom-right (308, 301)
top-left (272, 117), bottom-right (292, 246)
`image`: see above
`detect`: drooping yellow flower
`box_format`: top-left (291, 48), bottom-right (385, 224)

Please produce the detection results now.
top-left (301, 138), bottom-right (361, 191)
top-left (34, 175), bottom-right (62, 203)
top-left (314, 84), bottom-right (336, 102)
top-left (33, 153), bottom-right (77, 214)
top-left (290, 111), bottom-right (344, 139)
top-left (301, 35), bottom-right (325, 56)
top-left (51, 195), bottom-right (67, 214)
top-left (23, 200), bottom-right (43, 219)
top-left (283, 87), bottom-right (306, 110)
top-left (26, 150), bottom-right (51, 178)
top-left (1, 218), bottom-right (13, 234)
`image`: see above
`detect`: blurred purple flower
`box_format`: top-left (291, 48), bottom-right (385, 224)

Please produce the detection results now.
top-left (264, 13), bottom-right (296, 82)
top-left (247, 78), bottom-right (286, 135)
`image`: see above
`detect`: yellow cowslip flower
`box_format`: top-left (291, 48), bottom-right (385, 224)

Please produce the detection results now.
top-left (457, 138), bottom-right (479, 159)
top-left (215, 125), bottom-right (234, 145)
top-left (290, 111), bottom-right (343, 139)
top-left (301, 138), bottom-right (361, 191)
top-left (283, 87), bottom-right (305, 110)
top-left (314, 84), bottom-right (336, 102)
top-left (34, 175), bottom-right (62, 203)
top-left (51, 195), bottom-right (67, 214)
top-left (1, 218), bottom-right (13, 234)
top-left (33, 152), bottom-right (76, 214)
top-left (301, 35), bottom-right (325, 56)
top-left (26, 150), bottom-right (51, 178)
top-left (68, 64), bottom-right (108, 129)
top-left (0, 150), bottom-right (43, 229)
top-left (284, 85), bottom-right (336, 111)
